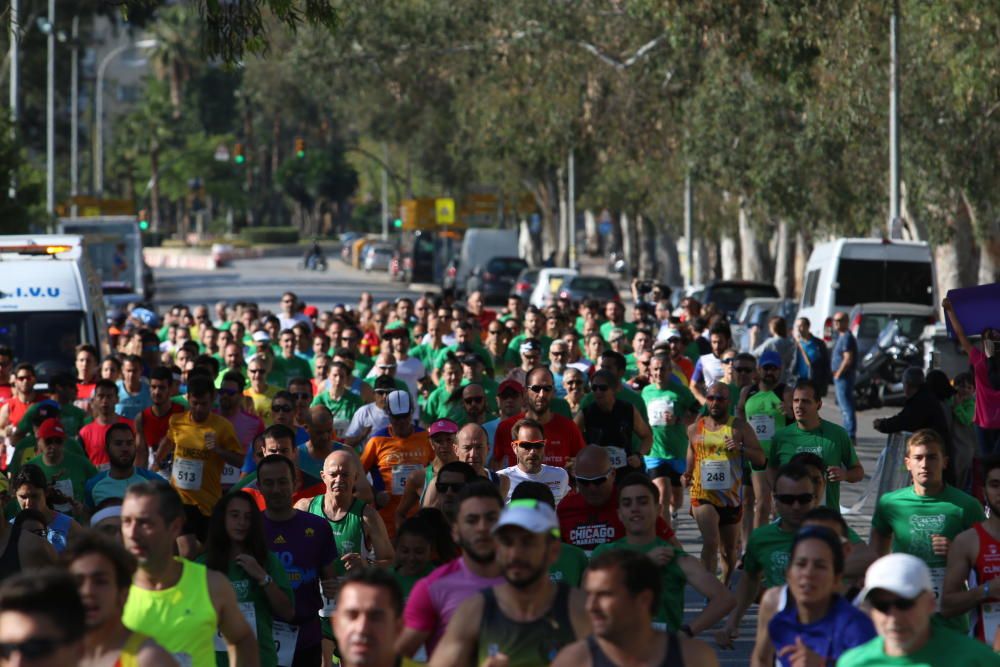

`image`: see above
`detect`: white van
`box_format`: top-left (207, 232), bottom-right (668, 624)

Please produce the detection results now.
top-left (0, 235), bottom-right (110, 383)
top-left (58, 216), bottom-right (153, 306)
top-left (453, 228), bottom-right (519, 296)
top-left (798, 238), bottom-right (937, 342)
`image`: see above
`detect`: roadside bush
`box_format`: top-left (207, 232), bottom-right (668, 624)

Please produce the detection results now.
top-left (240, 226), bottom-right (300, 244)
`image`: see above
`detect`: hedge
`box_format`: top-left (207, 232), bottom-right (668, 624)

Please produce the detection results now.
top-left (240, 226), bottom-right (300, 244)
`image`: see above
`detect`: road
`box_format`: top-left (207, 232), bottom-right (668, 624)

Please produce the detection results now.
top-left (154, 255), bottom-right (900, 665)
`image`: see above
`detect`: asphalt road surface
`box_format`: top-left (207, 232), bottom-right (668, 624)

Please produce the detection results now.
top-left (154, 255), bottom-right (900, 665)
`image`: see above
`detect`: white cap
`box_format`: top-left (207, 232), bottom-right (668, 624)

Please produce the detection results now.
top-left (386, 389), bottom-right (412, 417)
top-left (858, 553), bottom-right (935, 602)
top-left (493, 499), bottom-right (560, 537)
top-left (252, 330), bottom-right (271, 343)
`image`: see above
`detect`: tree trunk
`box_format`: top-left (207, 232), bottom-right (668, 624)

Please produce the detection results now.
top-left (693, 235), bottom-right (710, 285)
top-left (584, 209), bottom-right (599, 255)
top-left (150, 145), bottom-right (161, 234)
top-left (934, 191), bottom-right (978, 301)
top-left (773, 219), bottom-right (793, 297)
top-left (620, 212), bottom-right (635, 280)
top-left (636, 214), bottom-right (656, 279)
top-left (720, 232), bottom-right (739, 280)
top-left (793, 230), bottom-right (809, 297)
top-left (738, 198), bottom-right (767, 281)
top-left (657, 222), bottom-right (683, 286)
top-left (519, 218), bottom-right (539, 266)
top-left (557, 165), bottom-right (568, 267)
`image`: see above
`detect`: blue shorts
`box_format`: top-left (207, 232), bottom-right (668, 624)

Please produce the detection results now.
top-left (645, 457), bottom-right (685, 484)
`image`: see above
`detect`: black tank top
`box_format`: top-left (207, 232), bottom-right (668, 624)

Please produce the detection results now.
top-left (582, 400), bottom-right (634, 453)
top-left (586, 632), bottom-right (684, 667)
top-left (0, 521), bottom-right (23, 582)
top-left (478, 583), bottom-right (577, 666)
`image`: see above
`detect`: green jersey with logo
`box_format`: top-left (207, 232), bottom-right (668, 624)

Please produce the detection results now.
top-left (548, 543), bottom-right (590, 587)
top-left (306, 496), bottom-right (368, 576)
top-left (743, 387), bottom-right (786, 459)
top-left (839, 624), bottom-right (999, 667)
top-left (743, 522), bottom-right (797, 589)
top-left (592, 538), bottom-right (688, 631)
top-left (768, 419), bottom-right (859, 508)
top-left (642, 383), bottom-right (697, 461)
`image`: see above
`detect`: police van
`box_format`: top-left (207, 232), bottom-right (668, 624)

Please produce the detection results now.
top-left (0, 235), bottom-right (110, 384)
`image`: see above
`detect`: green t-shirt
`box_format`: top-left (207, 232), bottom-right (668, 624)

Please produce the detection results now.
top-left (270, 354), bottom-right (313, 389)
top-left (642, 382), bottom-right (698, 461)
top-left (394, 563), bottom-right (435, 604)
top-left (17, 402), bottom-right (87, 441)
top-left (591, 537), bottom-right (688, 631)
top-left (353, 354), bottom-right (375, 380)
top-left (311, 391), bottom-right (364, 434)
top-left (953, 396), bottom-right (975, 427)
top-left (422, 385), bottom-right (466, 425)
top-left (26, 452), bottom-right (98, 506)
top-left (196, 551), bottom-right (293, 667)
top-left (838, 625), bottom-right (1000, 667)
top-left (305, 496), bottom-right (368, 576)
top-left (743, 387), bottom-right (787, 458)
top-left (599, 320), bottom-right (637, 343)
top-left (410, 342), bottom-right (447, 373)
top-left (548, 543), bottom-right (590, 587)
top-left (504, 334), bottom-right (554, 366)
top-left (743, 521), bottom-right (797, 589)
top-left (432, 343), bottom-right (494, 373)
top-left (871, 483), bottom-right (985, 633)
top-left (768, 419), bottom-right (859, 508)
top-left (8, 435), bottom-right (86, 476)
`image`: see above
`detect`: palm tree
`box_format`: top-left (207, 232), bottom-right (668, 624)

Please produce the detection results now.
top-left (147, 5), bottom-right (202, 119)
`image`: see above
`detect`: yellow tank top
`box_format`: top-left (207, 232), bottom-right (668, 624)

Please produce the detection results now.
top-left (115, 632), bottom-right (148, 667)
top-left (691, 416), bottom-right (743, 506)
top-left (122, 558), bottom-right (218, 667)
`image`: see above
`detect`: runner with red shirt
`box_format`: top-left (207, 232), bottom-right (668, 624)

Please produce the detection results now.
top-left (134, 367), bottom-right (184, 469)
top-left (78, 380), bottom-right (134, 469)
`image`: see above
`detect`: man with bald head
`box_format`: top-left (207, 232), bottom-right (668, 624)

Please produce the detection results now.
top-left (300, 405), bottom-right (375, 504)
top-left (454, 423), bottom-right (510, 499)
top-left (557, 445), bottom-right (680, 555)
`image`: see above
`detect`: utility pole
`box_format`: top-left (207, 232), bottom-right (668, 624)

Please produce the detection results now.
top-left (8, 0), bottom-right (18, 200)
top-left (70, 15), bottom-right (79, 217)
top-left (568, 150), bottom-right (576, 269)
top-left (381, 142), bottom-right (389, 240)
top-left (888, 0), bottom-right (901, 239)
top-left (684, 171), bottom-right (693, 288)
top-left (46, 0), bottom-right (55, 216)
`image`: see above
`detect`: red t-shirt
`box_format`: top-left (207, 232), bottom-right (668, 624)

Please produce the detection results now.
top-left (0, 385), bottom-right (12, 408)
top-left (6, 396), bottom-right (41, 428)
top-left (556, 491), bottom-right (674, 553)
top-left (493, 412), bottom-right (585, 469)
top-left (139, 404), bottom-right (185, 454)
top-left (79, 417), bottom-right (135, 467)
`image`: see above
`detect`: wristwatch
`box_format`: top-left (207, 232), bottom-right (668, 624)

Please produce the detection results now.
top-left (259, 575), bottom-right (273, 587)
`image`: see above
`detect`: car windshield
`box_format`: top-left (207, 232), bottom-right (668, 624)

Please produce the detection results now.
top-left (61, 223), bottom-right (141, 292)
top-left (710, 285), bottom-right (779, 313)
top-left (486, 257), bottom-right (527, 276)
top-left (568, 277), bottom-right (615, 294)
top-left (0, 311), bottom-right (85, 382)
top-left (858, 314), bottom-right (927, 341)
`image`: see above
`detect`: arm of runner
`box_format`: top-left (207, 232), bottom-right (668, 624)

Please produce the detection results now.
top-left (680, 638), bottom-right (720, 667)
top-left (633, 406), bottom-right (652, 456)
top-left (940, 528), bottom-right (991, 617)
top-left (870, 526), bottom-right (893, 556)
top-left (234, 553), bottom-right (295, 622)
top-left (19, 529), bottom-right (56, 569)
top-left (678, 554), bottom-right (736, 634)
top-left (151, 433), bottom-right (175, 471)
top-left (395, 467), bottom-right (425, 528)
top-left (550, 640), bottom-right (592, 667)
top-left (134, 413), bottom-right (149, 469)
top-left (683, 423), bottom-right (696, 487)
top-left (209, 570), bottom-right (260, 667)
top-left (942, 298), bottom-right (975, 357)
top-left (734, 419), bottom-right (765, 468)
top-left (567, 586), bottom-right (592, 639)
top-left (750, 586), bottom-right (780, 667)
top-left (428, 593), bottom-right (485, 667)
top-left (362, 503), bottom-right (395, 567)
top-left (842, 461), bottom-right (864, 483)
top-left (736, 385), bottom-right (751, 421)
top-left (716, 569), bottom-right (760, 648)
top-left (135, 638), bottom-right (181, 667)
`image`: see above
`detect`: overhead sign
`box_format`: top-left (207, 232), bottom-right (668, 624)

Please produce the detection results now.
top-left (435, 198), bottom-right (456, 224)
top-left (400, 199), bottom-right (436, 231)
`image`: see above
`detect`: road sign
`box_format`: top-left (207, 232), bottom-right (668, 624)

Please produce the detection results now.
top-left (214, 145), bottom-right (230, 162)
top-left (435, 198), bottom-right (456, 224)
top-left (599, 221), bottom-right (613, 237)
top-left (400, 199), bottom-right (436, 231)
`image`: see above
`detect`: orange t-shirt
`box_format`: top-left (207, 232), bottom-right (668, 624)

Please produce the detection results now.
top-left (359, 427), bottom-right (433, 538)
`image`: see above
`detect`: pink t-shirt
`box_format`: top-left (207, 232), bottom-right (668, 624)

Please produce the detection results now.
top-left (402, 557), bottom-right (504, 653)
top-left (220, 408), bottom-right (265, 450)
top-left (970, 348), bottom-right (1000, 428)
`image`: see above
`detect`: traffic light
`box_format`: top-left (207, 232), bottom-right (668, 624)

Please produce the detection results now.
top-left (234, 143), bottom-right (245, 165)
top-left (138, 209), bottom-right (149, 231)
top-left (393, 218), bottom-right (403, 229)
top-left (294, 137), bottom-right (305, 159)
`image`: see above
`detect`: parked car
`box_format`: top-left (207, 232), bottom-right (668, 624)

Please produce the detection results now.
top-left (798, 237), bottom-right (936, 343)
top-left (558, 276), bottom-right (620, 304)
top-left (701, 280), bottom-right (780, 321)
top-left (847, 302), bottom-right (936, 358)
top-left (466, 256), bottom-right (528, 305)
top-left (452, 229), bottom-right (520, 297)
top-left (363, 244), bottom-right (395, 272)
top-left (730, 297), bottom-right (799, 352)
top-left (511, 268), bottom-right (541, 303)
top-left (529, 268), bottom-right (579, 308)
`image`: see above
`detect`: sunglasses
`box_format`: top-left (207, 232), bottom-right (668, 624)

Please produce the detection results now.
top-left (720, 358), bottom-right (735, 365)
top-left (271, 404), bottom-right (293, 413)
top-left (868, 596), bottom-right (918, 614)
top-left (436, 481), bottom-right (465, 494)
top-left (528, 384), bottom-right (554, 394)
top-left (577, 475), bottom-right (610, 486)
top-left (513, 439), bottom-right (545, 451)
top-left (0, 637), bottom-right (68, 660)
top-left (775, 492), bottom-right (814, 506)
top-left (565, 380), bottom-right (583, 387)
top-left (734, 367), bottom-right (755, 374)
top-left (592, 384), bottom-right (610, 392)
top-left (705, 395), bottom-right (728, 402)
top-left (218, 388), bottom-right (240, 397)
top-left (374, 389), bottom-right (392, 396)
top-left (15, 375), bottom-right (33, 381)
top-left (488, 329), bottom-right (503, 335)
top-left (293, 392), bottom-right (312, 401)
top-left (463, 396), bottom-right (485, 404)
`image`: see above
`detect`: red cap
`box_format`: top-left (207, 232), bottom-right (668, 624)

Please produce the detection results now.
top-left (303, 305), bottom-right (318, 317)
top-left (497, 379), bottom-right (525, 396)
top-left (36, 418), bottom-right (66, 441)
top-left (428, 419), bottom-right (459, 437)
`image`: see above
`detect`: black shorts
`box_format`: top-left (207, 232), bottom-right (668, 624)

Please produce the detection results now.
top-left (648, 461), bottom-right (683, 485)
top-left (691, 499), bottom-right (743, 526)
top-left (181, 504), bottom-right (210, 542)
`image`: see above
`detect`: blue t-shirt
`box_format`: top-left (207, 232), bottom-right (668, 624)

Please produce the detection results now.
top-left (483, 417), bottom-right (501, 463)
top-left (115, 380), bottom-right (152, 421)
top-left (769, 594), bottom-right (876, 667)
top-left (84, 467), bottom-right (163, 509)
top-left (831, 331), bottom-right (858, 379)
top-left (796, 337), bottom-right (824, 379)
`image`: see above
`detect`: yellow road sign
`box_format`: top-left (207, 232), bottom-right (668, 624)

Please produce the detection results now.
top-left (435, 198), bottom-right (456, 224)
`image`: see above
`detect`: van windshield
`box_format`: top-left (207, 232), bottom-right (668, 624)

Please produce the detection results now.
top-left (836, 259), bottom-right (933, 306)
top-left (61, 223), bottom-right (141, 293)
top-left (0, 311), bottom-right (85, 382)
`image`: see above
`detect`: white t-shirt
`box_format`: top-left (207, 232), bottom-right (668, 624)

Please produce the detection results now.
top-left (698, 353), bottom-right (725, 387)
top-left (498, 465), bottom-right (570, 504)
top-left (344, 403), bottom-right (390, 439)
top-left (279, 313), bottom-right (312, 332)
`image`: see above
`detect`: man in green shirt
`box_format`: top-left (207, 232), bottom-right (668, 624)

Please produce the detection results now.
top-left (26, 418), bottom-right (98, 517)
top-left (338, 326), bottom-right (374, 379)
top-left (270, 329), bottom-right (313, 389)
top-left (715, 461), bottom-right (819, 649)
top-left (504, 308), bottom-right (553, 368)
top-left (16, 373), bottom-right (86, 443)
top-left (311, 361), bottom-right (364, 437)
top-left (871, 428), bottom-right (985, 633)
top-left (599, 301), bottom-right (636, 344)
top-left (642, 352), bottom-right (699, 525)
top-left (840, 553), bottom-right (999, 667)
top-left (592, 473), bottom-right (734, 635)
top-left (767, 378), bottom-right (863, 508)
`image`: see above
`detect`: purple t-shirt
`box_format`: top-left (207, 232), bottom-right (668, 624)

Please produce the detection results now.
top-left (264, 510), bottom-right (337, 649)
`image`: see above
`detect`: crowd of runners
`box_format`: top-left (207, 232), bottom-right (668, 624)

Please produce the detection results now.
top-left (0, 283), bottom-right (998, 666)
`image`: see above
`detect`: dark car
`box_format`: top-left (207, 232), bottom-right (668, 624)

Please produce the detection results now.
top-left (466, 256), bottom-right (528, 305)
top-left (511, 268), bottom-right (540, 303)
top-left (558, 275), bottom-right (620, 304)
top-left (702, 280), bottom-right (780, 320)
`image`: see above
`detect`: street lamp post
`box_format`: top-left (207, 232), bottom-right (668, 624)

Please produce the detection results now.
top-left (95, 38), bottom-right (156, 197)
top-left (45, 0), bottom-right (54, 215)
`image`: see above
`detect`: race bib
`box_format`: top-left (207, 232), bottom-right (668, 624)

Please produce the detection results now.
top-left (648, 399), bottom-right (675, 428)
top-left (982, 601), bottom-right (1000, 644)
top-left (172, 457), bottom-right (204, 491)
top-left (273, 621), bottom-right (299, 667)
top-left (221, 463), bottom-right (241, 487)
top-left (929, 566), bottom-right (945, 600)
top-left (749, 414), bottom-right (775, 441)
top-left (700, 459), bottom-right (731, 491)
top-left (391, 464), bottom-right (422, 495)
top-left (606, 446), bottom-right (628, 469)
top-left (53, 478), bottom-right (74, 512)
top-left (215, 602), bottom-right (257, 652)
top-left (319, 578), bottom-right (341, 618)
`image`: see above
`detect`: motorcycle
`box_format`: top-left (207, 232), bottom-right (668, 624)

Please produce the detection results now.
top-left (301, 250), bottom-right (328, 271)
top-left (608, 250), bottom-right (628, 275)
top-left (853, 320), bottom-right (922, 410)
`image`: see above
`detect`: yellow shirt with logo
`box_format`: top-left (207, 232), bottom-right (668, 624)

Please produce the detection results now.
top-left (690, 416), bottom-right (743, 507)
top-left (167, 412), bottom-right (243, 515)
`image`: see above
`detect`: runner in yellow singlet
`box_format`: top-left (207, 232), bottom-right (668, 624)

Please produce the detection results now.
top-left (684, 382), bottom-right (764, 586)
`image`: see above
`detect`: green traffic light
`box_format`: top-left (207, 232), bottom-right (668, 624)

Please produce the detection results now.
top-left (138, 221), bottom-right (149, 230)
top-left (296, 150), bottom-right (305, 159)
top-left (234, 155), bottom-right (246, 164)
top-left (393, 218), bottom-right (403, 228)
